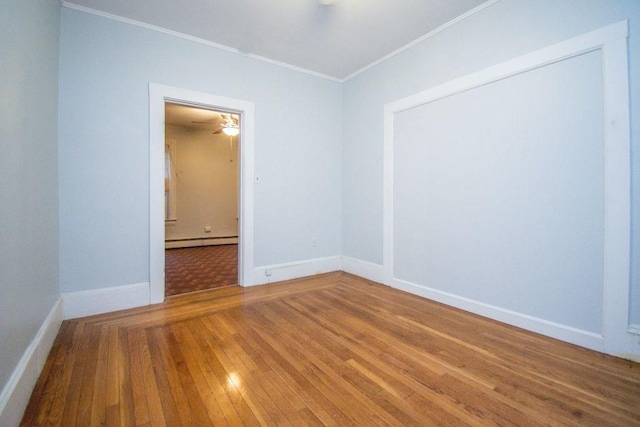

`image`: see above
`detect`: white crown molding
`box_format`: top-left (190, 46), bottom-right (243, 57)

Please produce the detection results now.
top-left (60, 0), bottom-right (500, 83)
top-left (60, 2), bottom-right (342, 83)
top-left (342, 0), bottom-right (502, 81)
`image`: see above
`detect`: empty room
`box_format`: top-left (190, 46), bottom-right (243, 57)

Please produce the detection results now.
top-left (2, 0), bottom-right (640, 425)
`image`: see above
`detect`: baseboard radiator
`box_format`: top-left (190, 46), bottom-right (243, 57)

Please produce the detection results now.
top-left (165, 236), bottom-right (238, 249)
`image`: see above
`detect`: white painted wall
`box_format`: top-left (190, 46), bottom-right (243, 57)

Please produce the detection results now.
top-left (342, 0), bottom-right (640, 334)
top-left (58, 7), bottom-right (343, 294)
top-left (0, 1), bottom-right (61, 424)
top-left (165, 125), bottom-right (238, 243)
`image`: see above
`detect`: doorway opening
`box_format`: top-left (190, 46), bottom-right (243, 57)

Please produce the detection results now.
top-left (149, 83), bottom-right (255, 304)
top-left (164, 103), bottom-right (239, 296)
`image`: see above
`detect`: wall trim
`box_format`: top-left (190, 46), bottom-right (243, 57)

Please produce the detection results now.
top-left (341, 256), bottom-right (384, 284)
top-left (391, 278), bottom-right (605, 352)
top-left (253, 256), bottom-right (341, 286)
top-left (62, 282), bottom-right (150, 319)
top-left (61, 0), bottom-right (500, 83)
top-left (165, 237), bottom-right (238, 249)
top-left (343, 0), bottom-right (500, 81)
top-left (0, 299), bottom-right (63, 427)
top-left (60, 2), bottom-right (341, 83)
top-left (383, 21), bottom-right (633, 357)
top-left (337, 258), bottom-right (640, 358)
top-left (149, 84), bottom-right (256, 304)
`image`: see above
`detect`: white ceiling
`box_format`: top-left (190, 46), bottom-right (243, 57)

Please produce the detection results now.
top-left (61, 0), bottom-right (492, 80)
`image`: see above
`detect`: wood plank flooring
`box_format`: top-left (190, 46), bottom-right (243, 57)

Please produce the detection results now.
top-left (22, 272), bottom-right (640, 426)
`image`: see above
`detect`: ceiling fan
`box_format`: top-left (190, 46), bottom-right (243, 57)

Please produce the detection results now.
top-left (191, 113), bottom-right (239, 135)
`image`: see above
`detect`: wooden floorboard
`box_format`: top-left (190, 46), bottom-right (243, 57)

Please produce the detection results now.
top-left (22, 272), bottom-right (640, 426)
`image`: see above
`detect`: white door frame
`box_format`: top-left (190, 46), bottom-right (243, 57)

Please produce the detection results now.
top-left (149, 83), bottom-right (255, 303)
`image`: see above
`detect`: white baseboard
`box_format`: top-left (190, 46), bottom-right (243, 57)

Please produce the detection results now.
top-left (623, 325), bottom-right (640, 362)
top-left (253, 256), bottom-right (341, 286)
top-left (165, 237), bottom-right (238, 249)
top-left (0, 299), bottom-right (63, 427)
top-left (341, 256), bottom-right (384, 283)
top-left (390, 277), bottom-right (606, 353)
top-left (62, 282), bottom-right (150, 319)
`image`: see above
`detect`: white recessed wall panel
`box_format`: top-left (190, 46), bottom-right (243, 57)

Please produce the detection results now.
top-left (385, 21), bottom-right (633, 356)
top-left (393, 50), bottom-right (604, 333)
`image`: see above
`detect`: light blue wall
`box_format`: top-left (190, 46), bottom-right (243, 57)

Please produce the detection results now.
top-left (2, 0), bottom-right (636, 411)
top-left (57, 0), bottom-right (640, 323)
top-left (393, 51), bottom-right (605, 332)
top-left (0, 0), bottom-right (60, 399)
top-left (342, 0), bottom-right (640, 324)
top-left (58, 8), bottom-right (343, 293)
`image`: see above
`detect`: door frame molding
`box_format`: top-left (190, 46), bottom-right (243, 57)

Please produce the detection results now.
top-left (149, 83), bottom-right (255, 303)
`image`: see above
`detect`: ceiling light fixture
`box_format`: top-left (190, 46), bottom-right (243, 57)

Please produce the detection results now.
top-left (222, 126), bottom-right (239, 136)
top-left (318, 0), bottom-right (339, 5)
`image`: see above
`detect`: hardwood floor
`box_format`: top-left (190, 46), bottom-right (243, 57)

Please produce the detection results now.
top-left (22, 273), bottom-right (640, 426)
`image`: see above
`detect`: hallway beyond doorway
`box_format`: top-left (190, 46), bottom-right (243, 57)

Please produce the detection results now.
top-left (165, 244), bottom-right (238, 296)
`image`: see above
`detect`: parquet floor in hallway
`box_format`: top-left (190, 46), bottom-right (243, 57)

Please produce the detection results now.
top-left (165, 244), bottom-right (238, 296)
